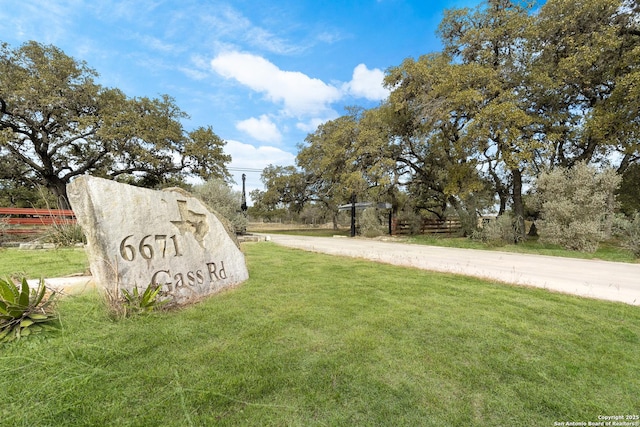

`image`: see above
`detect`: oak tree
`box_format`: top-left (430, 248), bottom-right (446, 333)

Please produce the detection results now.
top-left (257, 164), bottom-right (309, 214)
top-left (529, 0), bottom-right (640, 172)
top-left (0, 41), bottom-right (230, 208)
top-left (438, 0), bottom-right (537, 239)
top-left (296, 109), bottom-right (364, 227)
top-left (385, 54), bottom-right (495, 228)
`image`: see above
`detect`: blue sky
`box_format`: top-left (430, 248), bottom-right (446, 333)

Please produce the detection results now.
top-left (1, 0), bottom-right (483, 196)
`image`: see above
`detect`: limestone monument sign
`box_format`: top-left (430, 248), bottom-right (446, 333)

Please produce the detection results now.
top-left (67, 176), bottom-right (249, 304)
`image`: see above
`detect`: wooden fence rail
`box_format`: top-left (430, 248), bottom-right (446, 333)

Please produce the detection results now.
top-left (392, 218), bottom-right (462, 236)
top-left (0, 207), bottom-right (76, 236)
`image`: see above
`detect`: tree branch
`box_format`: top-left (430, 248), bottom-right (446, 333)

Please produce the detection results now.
top-left (1, 138), bottom-right (46, 175)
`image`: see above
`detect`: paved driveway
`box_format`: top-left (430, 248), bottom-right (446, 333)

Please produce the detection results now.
top-left (265, 234), bottom-right (640, 306)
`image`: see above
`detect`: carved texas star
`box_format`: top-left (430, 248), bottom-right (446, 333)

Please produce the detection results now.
top-left (170, 200), bottom-right (209, 248)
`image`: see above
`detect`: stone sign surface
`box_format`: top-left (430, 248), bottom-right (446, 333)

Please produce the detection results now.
top-left (67, 176), bottom-right (249, 304)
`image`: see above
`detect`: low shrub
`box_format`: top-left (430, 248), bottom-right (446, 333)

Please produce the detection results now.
top-left (613, 213), bottom-right (640, 257)
top-left (192, 179), bottom-right (248, 234)
top-left (44, 222), bottom-right (86, 247)
top-left (104, 283), bottom-right (166, 320)
top-left (360, 208), bottom-right (386, 238)
top-left (472, 214), bottom-right (521, 246)
top-left (535, 163), bottom-right (620, 253)
top-left (539, 219), bottom-right (603, 253)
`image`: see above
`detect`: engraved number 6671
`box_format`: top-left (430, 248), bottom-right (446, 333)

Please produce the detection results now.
top-left (119, 234), bottom-right (182, 261)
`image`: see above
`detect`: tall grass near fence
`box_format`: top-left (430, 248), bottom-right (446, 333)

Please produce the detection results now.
top-left (1, 243), bottom-right (638, 426)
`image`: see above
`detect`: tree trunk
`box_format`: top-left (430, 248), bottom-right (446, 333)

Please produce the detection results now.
top-left (511, 168), bottom-right (525, 242)
top-left (616, 153), bottom-right (633, 174)
top-left (489, 169), bottom-right (508, 215)
top-left (47, 177), bottom-right (71, 210)
top-left (497, 190), bottom-right (507, 216)
top-left (448, 195), bottom-right (476, 236)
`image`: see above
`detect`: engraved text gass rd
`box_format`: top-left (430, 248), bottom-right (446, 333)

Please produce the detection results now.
top-left (116, 199), bottom-right (228, 296)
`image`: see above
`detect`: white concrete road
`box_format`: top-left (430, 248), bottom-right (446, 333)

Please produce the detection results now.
top-left (265, 234), bottom-right (640, 306)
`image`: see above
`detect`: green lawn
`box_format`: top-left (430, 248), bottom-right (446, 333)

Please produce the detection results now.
top-left (1, 242), bottom-right (638, 426)
top-left (0, 247), bottom-right (89, 279)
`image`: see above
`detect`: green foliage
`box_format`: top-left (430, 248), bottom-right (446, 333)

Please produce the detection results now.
top-left (0, 277), bottom-right (57, 342)
top-left (297, 110), bottom-right (363, 211)
top-left (613, 213), bottom-right (640, 257)
top-left (256, 165), bottom-right (309, 214)
top-left (0, 158), bottom-right (50, 208)
top-left (295, 107), bottom-right (400, 226)
top-left (395, 209), bottom-right (424, 235)
top-left (192, 178), bottom-right (248, 234)
top-left (359, 208), bottom-right (386, 238)
top-left (623, 215), bottom-right (640, 257)
top-left (618, 163), bottom-right (640, 216)
top-left (298, 203), bottom-right (331, 225)
top-left (182, 126), bottom-right (232, 182)
top-left (0, 41), bottom-right (230, 208)
top-left (44, 222), bottom-right (86, 247)
top-left (535, 163), bottom-right (621, 252)
top-left (385, 55), bottom-right (495, 222)
top-left (472, 213), bottom-right (522, 247)
top-left (382, 0), bottom-right (540, 240)
top-left (121, 284), bottom-right (165, 317)
top-left (105, 283), bottom-right (166, 320)
top-left (531, 0), bottom-right (639, 170)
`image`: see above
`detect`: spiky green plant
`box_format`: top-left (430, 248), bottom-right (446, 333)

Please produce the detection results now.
top-left (121, 284), bottom-right (165, 317)
top-left (0, 277), bottom-right (58, 342)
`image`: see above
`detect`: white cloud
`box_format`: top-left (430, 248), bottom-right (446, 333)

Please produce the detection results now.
top-left (179, 55), bottom-right (214, 80)
top-left (136, 34), bottom-right (180, 54)
top-left (210, 53), bottom-right (389, 140)
top-left (315, 31), bottom-right (344, 44)
top-left (179, 66), bottom-right (209, 81)
top-left (201, 6), bottom-right (300, 55)
top-left (92, 0), bottom-right (163, 22)
top-left (211, 53), bottom-right (389, 121)
top-left (236, 115), bottom-right (282, 143)
top-left (226, 139), bottom-right (295, 170)
top-left (0, 1), bottom-right (77, 44)
top-left (225, 140), bottom-right (296, 198)
top-left (343, 63), bottom-right (389, 101)
top-left (210, 51), bottom-right (341, 117)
